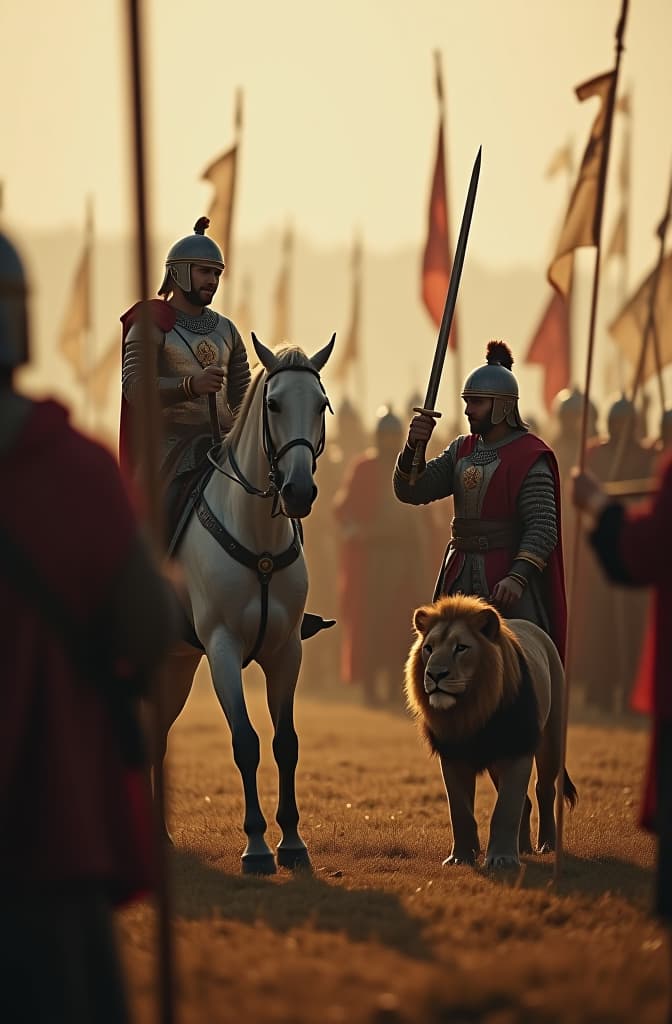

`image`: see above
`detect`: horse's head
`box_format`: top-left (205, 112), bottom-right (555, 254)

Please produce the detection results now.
top-left (252, 333), bottom-right (335, 519)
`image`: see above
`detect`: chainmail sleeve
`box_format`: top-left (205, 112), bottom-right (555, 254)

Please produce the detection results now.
top-left (225, 320), bottom-right (251, 416)
top-left (122, 320), bottom-right (186, 408)
top-left (393, 438), bottom-right (460, 505)
top-left (511, 456), bottom-right (559, 581)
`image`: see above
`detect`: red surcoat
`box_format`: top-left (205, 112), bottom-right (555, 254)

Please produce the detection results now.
top-left (0, 400), bottom-right (153, 903)
top-left (441, 432), bottom-right (567, 662)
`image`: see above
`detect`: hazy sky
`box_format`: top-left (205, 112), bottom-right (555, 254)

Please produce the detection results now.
top-left (3, 0), bottom-right (672, 286)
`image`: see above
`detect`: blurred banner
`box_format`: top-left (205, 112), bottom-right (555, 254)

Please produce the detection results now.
top-left (609, 252), bottom-right (672, 380)
top-left (333, 234), bottom-right (362, 384)
top-left (421, 55), bottom-right (458, 352)
top-left (525, 291), bottom-right (571, 413)
top-left (201, 91), bottom-right (242, 263)
top-left (548, 71), bottom-right (616, 297)
top-left (85, 336), bottom-right (120, 409)
top-left (271, 224), bottom-right (293, 346)
top-left (58, 200), bottom-right (93, 378)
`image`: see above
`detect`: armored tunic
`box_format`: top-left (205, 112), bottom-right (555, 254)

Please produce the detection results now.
top-left (394, 430), bottom-right (566, 656)
top-left (122, 306), bottom-right (250, 476)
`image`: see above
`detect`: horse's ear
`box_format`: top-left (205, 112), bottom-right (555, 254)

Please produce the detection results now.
top-left (251, 332), bottom-right (280, 372)
top-left (309, 333), bottom-right (336, 372)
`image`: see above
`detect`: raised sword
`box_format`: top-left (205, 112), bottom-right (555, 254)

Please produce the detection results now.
top-left (410, 146), bottom-right (481, 484)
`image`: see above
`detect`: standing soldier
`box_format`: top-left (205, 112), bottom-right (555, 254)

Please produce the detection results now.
top-left (0, 229), bottom-right (175, 1022)
top-left (394, 341), bottom-right (566, 660)
top-left (575, 394), bottom-right (657, 713)
top-left (120, 217), bottom-right (251, 546)
top-left (334, 407), bottom-right (434, 707)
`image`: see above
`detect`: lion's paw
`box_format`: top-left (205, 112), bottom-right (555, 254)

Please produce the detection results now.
top-left (442, 852), bottom-right (476, 867)
top-left (485, 852), bottom-right (520, 870)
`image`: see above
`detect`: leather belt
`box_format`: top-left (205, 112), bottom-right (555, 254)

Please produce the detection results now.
top-left (451, 517), bottom-right (517, 552)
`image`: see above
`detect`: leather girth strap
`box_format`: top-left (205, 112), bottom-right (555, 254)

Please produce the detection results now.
top-left (196, 495), bottom-right (302, 668)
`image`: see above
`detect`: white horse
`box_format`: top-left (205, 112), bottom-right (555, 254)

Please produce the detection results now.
top-left (158, 334), bottom-right (335, 874)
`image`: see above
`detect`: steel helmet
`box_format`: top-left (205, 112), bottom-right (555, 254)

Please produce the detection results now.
top-left (461, 341), bottom-right (525, 429)
top-left (158, 216), bottom-right (225, 296)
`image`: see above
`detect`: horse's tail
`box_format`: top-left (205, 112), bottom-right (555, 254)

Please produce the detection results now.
top-left (563, 769), bottom-right (578, 810)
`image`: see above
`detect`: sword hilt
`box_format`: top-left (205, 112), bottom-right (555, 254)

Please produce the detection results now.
top-left (408, 407), bottom-right (441, 486)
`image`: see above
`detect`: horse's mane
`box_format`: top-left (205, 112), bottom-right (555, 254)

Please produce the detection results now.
top-left (225, 346), bottom-right (315, 449)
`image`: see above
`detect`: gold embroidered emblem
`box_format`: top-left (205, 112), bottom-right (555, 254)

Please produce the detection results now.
top-left (196, 339), bottom-right (219, 367)
top-left (463, 465), bottom-right (482, 491)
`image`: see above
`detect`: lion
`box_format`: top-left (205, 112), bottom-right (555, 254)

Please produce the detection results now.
top-left (405, 594), bottom-right (577, 868)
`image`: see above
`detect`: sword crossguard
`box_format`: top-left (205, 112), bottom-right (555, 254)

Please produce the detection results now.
top-left (409, 408), bottom-right (442, 485)
top-left (411, 407), bottom-right (442, 420)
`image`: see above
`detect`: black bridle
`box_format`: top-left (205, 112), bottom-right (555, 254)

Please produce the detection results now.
top-left (208, 363), bottom-right (333, 516)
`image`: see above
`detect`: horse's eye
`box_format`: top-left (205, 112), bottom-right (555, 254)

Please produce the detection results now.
top-left (267, 398), bottom-right (280, 413)
top-left (454, 643), bottom-right (469, 654)
top-left (422, 644), bottom-right (432, 656)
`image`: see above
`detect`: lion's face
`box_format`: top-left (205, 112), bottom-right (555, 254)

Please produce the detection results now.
top-left (405, 594), bottom-right (520, 743)
top-left (419, 617), bottom-right (484, 710)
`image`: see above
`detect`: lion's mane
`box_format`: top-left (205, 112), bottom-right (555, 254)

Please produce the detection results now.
top-left (404, 594), bottom-right (527, 752)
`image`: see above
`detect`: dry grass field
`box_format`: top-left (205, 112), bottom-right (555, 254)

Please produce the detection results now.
top-left (119, 664), bottom-right (667, 1024)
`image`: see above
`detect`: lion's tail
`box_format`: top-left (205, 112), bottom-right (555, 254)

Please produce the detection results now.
top-left (563, 769), bottom-right (578, 810)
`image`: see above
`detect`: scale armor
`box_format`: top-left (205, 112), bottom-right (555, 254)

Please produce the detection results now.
top-left (122, 310), bottom-right (250, 473)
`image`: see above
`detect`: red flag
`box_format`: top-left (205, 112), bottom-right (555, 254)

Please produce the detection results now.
top-left (421, 118), bottom-right (457, 350)
top-left (525, 291), bottom-right (571, 413)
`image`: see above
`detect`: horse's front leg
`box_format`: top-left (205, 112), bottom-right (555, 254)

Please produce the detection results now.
top-left (262, 634), bottom-right (310, 871)
top-left (208, 628), bottom-right (276, 875)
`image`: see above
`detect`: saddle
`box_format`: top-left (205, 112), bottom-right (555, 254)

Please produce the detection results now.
top-left (164, 440), bottom-right (335, 655)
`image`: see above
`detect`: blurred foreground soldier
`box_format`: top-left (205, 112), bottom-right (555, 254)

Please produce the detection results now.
top-left (0, 231), bottom-right (174, 1023)
top-left (334, 407), bottom-right (434, 706)
top-left (574, 395), bottom-right (656, 713)
top-left (656, 408), bottom-right (672, 460)
top-left (120, 217), bottom-right (250, 547)
top-left (394, 341), bottom-right (566, 659)
top-left (572, 459), bottom-right (672, 1017)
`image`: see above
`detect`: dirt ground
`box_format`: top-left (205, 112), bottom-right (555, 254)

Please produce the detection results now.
top-left (119, 663), bottom-right (667, 1024)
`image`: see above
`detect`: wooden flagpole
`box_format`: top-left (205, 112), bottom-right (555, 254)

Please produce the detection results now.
top-left (124, 2), bottom-right (176, 1020)
top-left (554, 0), bottom-right (630, 883)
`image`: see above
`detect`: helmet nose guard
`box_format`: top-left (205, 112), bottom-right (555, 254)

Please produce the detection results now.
top-left (158, 217), bottom-right (225, 296)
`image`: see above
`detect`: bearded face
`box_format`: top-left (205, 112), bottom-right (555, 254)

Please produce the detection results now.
top-left (464, 396), bottom-right (494, 438)
top-left (183, 264), bottom-right (222, 308)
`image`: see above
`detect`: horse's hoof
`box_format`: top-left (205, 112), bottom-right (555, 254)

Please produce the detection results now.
top-left (277, 847), bottom-right (312, 872)
top-left (241, 853), bottom-right (277, 876)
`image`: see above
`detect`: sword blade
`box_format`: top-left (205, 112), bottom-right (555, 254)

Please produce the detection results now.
top-left (422, 146), bottom-right (481, 411)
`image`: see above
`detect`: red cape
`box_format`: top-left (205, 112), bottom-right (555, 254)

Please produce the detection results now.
top-left (119, 299), bottom-right (177, 485)
top-left (0, 401), bottom-right (153, 904)
top-left (441, 432), bottom-right (567, 662)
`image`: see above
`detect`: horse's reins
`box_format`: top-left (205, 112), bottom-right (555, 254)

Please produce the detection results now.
top-left (207, 363), bottom-right (332, 517)
top-left (199, 363), bottom-right (332, 665)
